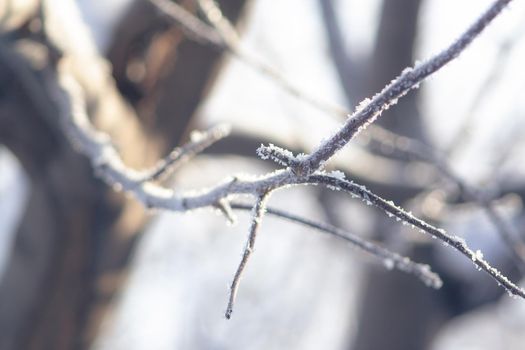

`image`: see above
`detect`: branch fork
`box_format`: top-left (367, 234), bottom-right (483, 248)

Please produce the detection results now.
top-left (52, 0), bottom-right (523, 319)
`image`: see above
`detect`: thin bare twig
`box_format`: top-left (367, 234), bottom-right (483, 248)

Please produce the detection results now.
top-left (147, 0), bottom-right (349, 119)
top-left (299, 0), bottom-right (514, 175)
top-left (317, 0), bottom-right (362, 108)
top-left (216, 198), bottom-right (237, 225)
top-left (196, 0), bottom-right (350, 117)
top-left (141, 124), bottom-right (231, 183)
top-left (367, 125), bottom-right (525, 274)
top-left (148, 0), bottom-right (224, 46)
top-left (231, 202), bottom-right (443, 289)
top-left (226, 192), bottom-right (270, 319)
top-left (310, 174), bottom-right (525, 299)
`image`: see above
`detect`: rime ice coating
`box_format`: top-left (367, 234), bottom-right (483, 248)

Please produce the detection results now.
top-left (55, 0), bottom-right (523, 321)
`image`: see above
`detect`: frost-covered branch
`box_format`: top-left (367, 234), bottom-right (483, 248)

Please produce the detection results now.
top-left (231, 202), bottom-right (443, 289)
top-left (298, 0), bottom-right (514, 175)
top-left (141, 124), bottom-right (231, 183)
top-left (226, 192), bottom-right (270, 319)
top-left (51, 0), bottom-right (525, 319)
top-left (368, 126), bottom-right (525, 273)
top-left (310, 174), bottom-right (525, 299)
top-left (54, 61), bottom-right (525, 307)
top-left (256, 143), bottom-right (302, 171)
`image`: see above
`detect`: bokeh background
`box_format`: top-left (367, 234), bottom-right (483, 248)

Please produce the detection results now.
top-left (1, 0), bottom-right (525, 349)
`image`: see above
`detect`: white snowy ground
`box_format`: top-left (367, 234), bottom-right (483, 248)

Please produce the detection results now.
top-left (1, 0), bottom-right (525, 349)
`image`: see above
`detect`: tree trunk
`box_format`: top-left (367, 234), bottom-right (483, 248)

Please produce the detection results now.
top-left (0, 1), bottom-right (248, 348)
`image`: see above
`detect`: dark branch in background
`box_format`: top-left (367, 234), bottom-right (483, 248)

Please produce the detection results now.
top-left (149, 0), bottom-right (224, 46)
top-left (226, 192), bottom-right (270, 319)
top-left (51, 0), bottom-right (524, 319)
top-left (196, 0), bottom-right (350, 118)
top-left (317, 0), bottom-right (363, 108)
top-left (147, 0), bottom-right (349, 119)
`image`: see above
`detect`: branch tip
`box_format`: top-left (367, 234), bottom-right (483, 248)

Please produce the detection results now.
top-left (225, 192), bottom-right (270, 319)
top-left (215, 199), bottom-right (237, 225)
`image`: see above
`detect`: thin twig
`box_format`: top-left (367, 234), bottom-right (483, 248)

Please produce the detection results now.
top-left (231, 202), bottom-right (443, 289)
top-left (148, 0), bottom-right (224, 46)
top-left (216, 198), bottom-right (237, 225)
top-left (256, 143), bottom-right (302, 170)
top-left (226, 192), bottom-right (270, 319)
top-left (310, 174), bottom-right (525, 299)
top-left (299, 0), bottom-right (514, 175)
top-left (196, 0), bottom-right (350, 117)
top-left (148, 0), bottom-right (349, 119)
top-left (141, 124), bottom-right (231, 183)
top-left (317, 0), bottom-right (362, 108)
top-left (367, 125), bottom-right (525, 274)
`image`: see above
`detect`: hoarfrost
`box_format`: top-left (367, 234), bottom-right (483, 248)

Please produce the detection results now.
top-left (189, 130), bottom-right (204, 142)
top-left (472, 249), bottom-right (484, 262)
top-left (383, 259), bottom-right (394, 270)
top-left (329, 170), bottom-right (346, 181)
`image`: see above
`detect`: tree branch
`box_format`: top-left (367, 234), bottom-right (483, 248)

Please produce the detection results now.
top-left (310, 174), bottom-right (525, 299)
top-left (53, 57), bottom-right (525, 305)
top-left (231, 202), bottom-right (442, 289)
top-left (141, 124), bottom-right (231, 183)
top-left (317, 0), bottom-right (364, 108)
top-left (299, 0), bottom-right (514, 175)
top-left (50, 0), bottom-right (524, 319)
top-left (148, 0), bottom-right (349, 119)
top-left (367, 124), bottom-right (525, 274)
top-left (226, 192), bottom-right (270, 319)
